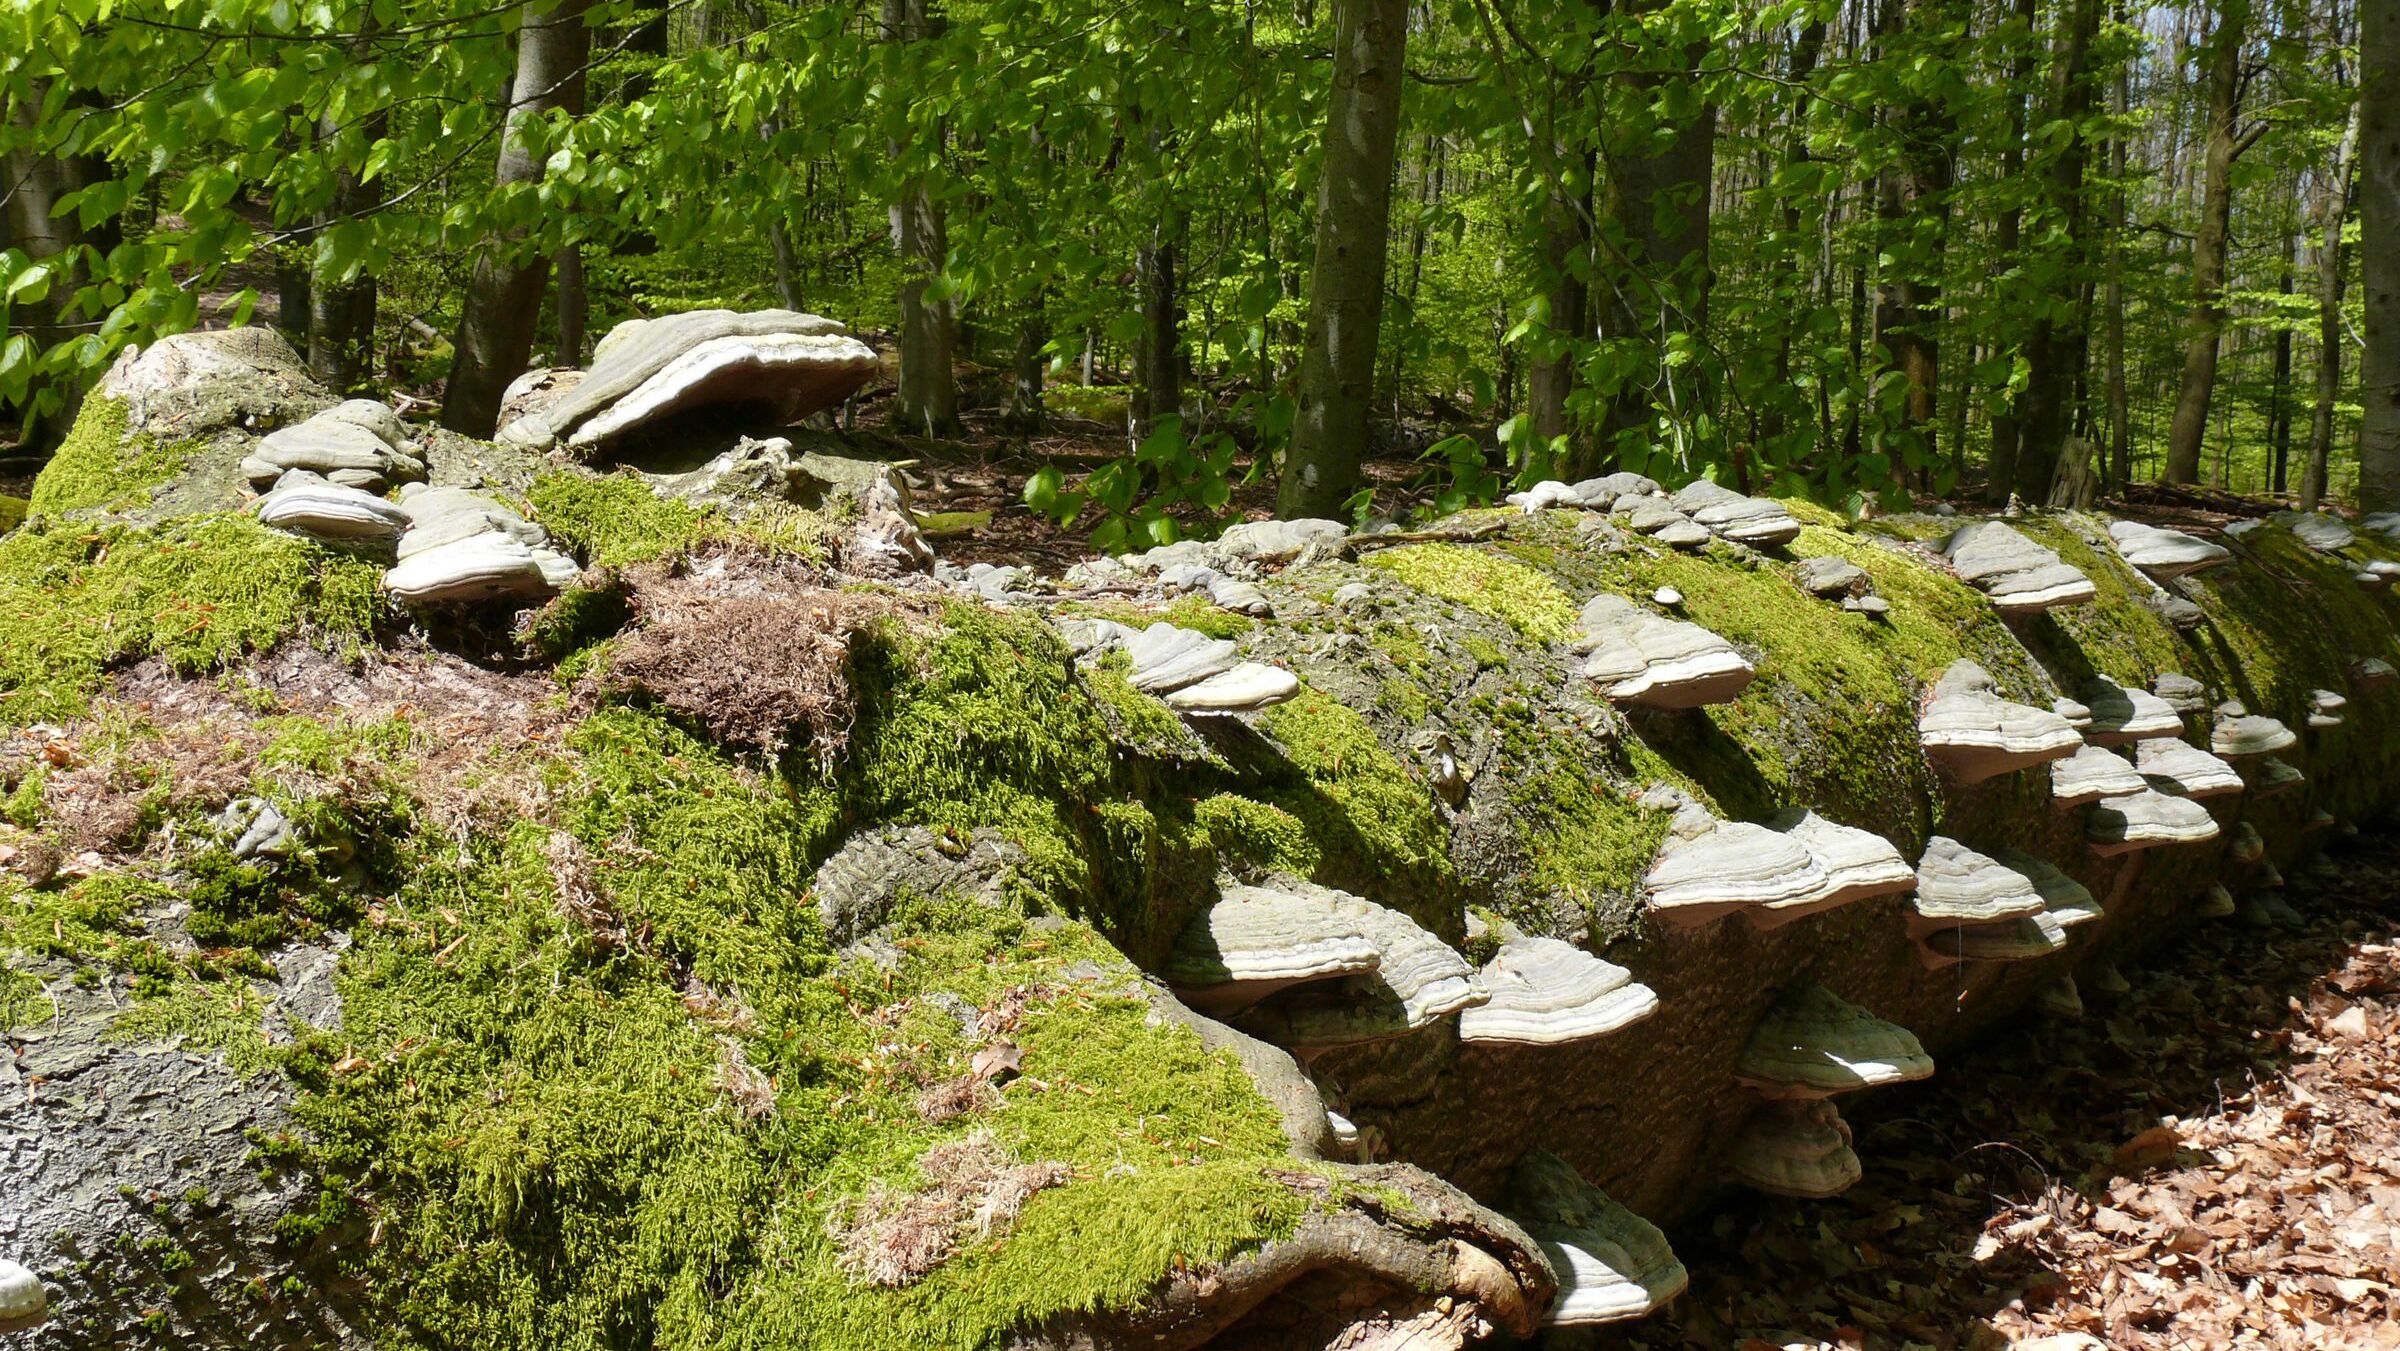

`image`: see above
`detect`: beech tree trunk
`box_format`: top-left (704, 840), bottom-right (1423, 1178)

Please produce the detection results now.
top-left (885, 0), bottom-right (958, 436)
top-left (2305, 108), bottom-right (2361, 511)
top-left (2103, 0), bottom-right (2132, 491)
top-left (4, 90), bottom-right (104, 452)
top-left (2007, 0), bottom-right (2102, 503)
top-left (554, 245), bottom-right (587, 366)
top-left (307, 88), bottom-right (384, 392)
top-left (1526, 158), bottom-right (1592, 449)
top-left (2362, 0), bottom-right (2400, 512)
top-left (2162, 0), bottom-right (2249, 485)
top-left (1001, 311), bottom-right (1047, 431)
top-left (1134, 227), bottom-right (1182, 434)
top-left (2269, 228), bottom-right (2295, 494)
top-left (1279, 0), bottom-right (1408, 519)
top-left (441, 0), bottom-right (592, 436)
top-left (1872, 0), bottom-right (1957, 484)
top-left (1985, 0), bottom-right (2039, 501)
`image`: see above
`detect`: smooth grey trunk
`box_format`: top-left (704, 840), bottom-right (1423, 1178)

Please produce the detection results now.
top-left (2362, 0), bottom-right (2400, 512)
top-left (1872, 0), bottom-right (1957, 484)
top-left (1279, 0), bottom-right (1409, 519)
top-left (2269, 227), bottom-right (2296, 494)
top-left (4, 91), bottom-right (92, 451)
top-left (2007, 0), bottom-right (2102, 503)
top-left (1002, 311), bottom-right (1047, 431)
top-left (2104, 32), bottom-right (2131, 491)
top-left (884, 0), bottom-right (958, 436)
top-left (1526, 157), bottom-right (1593, 447)
top-left (1765, 20), bottom-right (1827, 449)
top-left (2162, 0), bottom-right (2249, 485)
top-left (442, 0), bottom-right (592, 435)
top-left (2305, 107), bottom-right (2361, 511)
top-left (1985, 0), bottom-right (2038, 501)
top-left (307, 83), bottom-right (384, 391)
top-left (769, 218), bottom-right (804, 309)
top-left (1134, 227), bottom-right (1182, 433)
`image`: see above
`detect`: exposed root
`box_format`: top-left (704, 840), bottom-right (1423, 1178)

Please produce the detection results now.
top-left (1013, 1162), bottom-right (1554, 1351)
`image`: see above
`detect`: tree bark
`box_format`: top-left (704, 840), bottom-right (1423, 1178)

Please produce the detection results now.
top-left (4, 91), bottom-right (98, 452)
top-left (307, 82), bottom-right (384, 391)
top-left (554, 245), bottom-right (587, 366)
top-left (2006, 0), bottom-right (2103, 503)
top-left (1985, 0), bottom-right (2039, 501)
top-left (1873, 0), bottom-right (1958, 485)
top-left (1278, 0), bottom-right (1409, 519)
top-left (1526, 156), bottom-right (1593, 448)
top-left (2269, 226), bottom-right (2295, 494)
top-left (885, 0), bottom-right (959, 437)
top-left (441, 0), bottom-right (592, 435)
top-left (1002, 310), bottom-right (1047, 431)
top-left (2104, 44), bottom-right (2131, 494)
top-left (2362, 0), bottom-right (2400, 512)
top-left (1134, 227), bottom-right (1182, 434)
top-left (2305, 107), bottom-right (2361, 511)
top-left (2162, 0), bottom-right (2250, 485)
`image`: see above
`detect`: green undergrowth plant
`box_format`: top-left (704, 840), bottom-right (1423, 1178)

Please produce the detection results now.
top-left (0, 514), bottom-right (385, 723)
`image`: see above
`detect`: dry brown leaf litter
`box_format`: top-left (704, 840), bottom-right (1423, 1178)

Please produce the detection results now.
top-left (1597, 834), bottom-right (2400, 1351)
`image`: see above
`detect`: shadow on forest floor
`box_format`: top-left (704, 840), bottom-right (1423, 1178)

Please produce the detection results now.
top-left (1575, 828), bottom-right (2400, 1351)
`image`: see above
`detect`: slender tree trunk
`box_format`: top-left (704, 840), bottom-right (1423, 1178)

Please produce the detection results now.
top-left (769, 218), bottom-right (804, 309)
top-left (2269, 226), bottom-right (2296, 493)
top-left (2104, 27), bottom-right (2131, 492)
top-left (1986, 0), bottom-right (2039, 500)
top-left (1002, 310), bottom-right (1047, 431)
top-left (2162, 0), bottom-right (2250, 484)
top-left (1527, 153), bottom-right (1593, 447)
top-left (1134, 226), bottom-right (1182, 433)
top-left (2305, 107), bottom-right (2361, 510)
top-left (4, 90), bottom-right (100, 452)
top-left (2007, 0), bottom-right (2103, 502)
top-left (2362, 0), bottom-right (2400, 511)
top-left (1766, 20), bottom-right (1828, 449)
top-left (441, 0), bottom-right (593, 435)
top-left (1586, 41), bottom-right (1719, 478)
top-left (1279, 0), bottom-right (1408, 518)
top-left (885, 0), bottom-right (958, 436)
top-left (308, 75), bottom-right (385, 391)
top-left (1873, 0), bottom-right (1958, 485)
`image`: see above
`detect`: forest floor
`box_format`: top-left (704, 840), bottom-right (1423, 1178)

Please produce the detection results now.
top-left (1593, 834), bottom-right (2400, 1351)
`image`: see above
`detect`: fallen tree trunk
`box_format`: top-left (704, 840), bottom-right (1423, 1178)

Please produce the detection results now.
top-left (5, 329), bottom-right (2399, 1348)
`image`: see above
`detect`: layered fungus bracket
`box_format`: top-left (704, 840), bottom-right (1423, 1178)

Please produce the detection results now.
top-left (2050, 744), bottom-right (2147, 806)
top-left (2087, 788), bottom-right (2223, 855)
top-left (497, 308), bottom-right (879, 451)
top-left (2079, 674), bottom-right (2188, 744)
top-left (2108, 518), bottom-right (2231, 581)
top-left (1570, 593), bottom-right (1755, 709)
top-left (1734, 984), bottom-right (1935, 1100)
top-left (385, 485), bottom-right (581, 604)
top-left (240, 399), bottom-right (426, 492)
top-left (1666, 480), bottom-right (1804, 548)
top-left (1505, 1152), bottom-right (1689, 1327)
top-left (1064, 618), bottom-right (1301, 717)
top-left (1729, 1099), bottom-right (1863, 1199)
top-left (2134, 739), bottom-right (2246, 799)
top-left (1938, 520), bottom-right (2098, 614)
top-left (1159, 881), bottom-right (1385, 1016)
top-left (2211, 703), bottom-right (2300, 757)
top-left (1918, 659), bottom-right (2082, 782)
top-left (1459, 931), bottom-right (1660, 1046)
top-left (1186, 880), bottom-right (1488, 1053)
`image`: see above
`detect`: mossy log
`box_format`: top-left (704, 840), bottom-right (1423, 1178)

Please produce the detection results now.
top-left (3, 330), bottom-right (2398, 1349)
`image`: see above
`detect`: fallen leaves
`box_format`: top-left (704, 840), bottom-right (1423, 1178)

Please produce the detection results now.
top-left (1606, 838), bottom-right (2400, 1351)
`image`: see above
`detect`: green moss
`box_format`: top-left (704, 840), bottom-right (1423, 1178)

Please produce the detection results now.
top-left (26, 398), bottom-right (208, 519)
top-left (915, 509), bottom-right (990, 538)
top-left (0, 495), bottom-right (25, 535)
top-left (3, 766), bottom-right (44, 828)
top-left (525, 472), bottom-right (832, 570)
top-left (2008, 515), bottom-right (2198, 689)
top-left (1365, 543), bottom-right (1577, 642)
top-left (1191, 793), bottom-right (1321, 878)
top-left (1509, 763), bottom-right (1671, 910)
top-left (0, 514), bottom-right (385, 723)
top-left (1061, 595), bottom-right (1255, 640)
top-left (109, 976), bottom-right (273, 1075)
top-left (1079, 657), bottom-right (1196, 757)
top-left (1255, 691), bottom-right (1456, 925)
top-left (277, 708), bottom-right (1301, 1351)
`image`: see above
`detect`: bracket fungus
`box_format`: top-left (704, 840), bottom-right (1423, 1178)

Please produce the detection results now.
top-left (1669, 480), bottom-right (1803, 547)
top-left (1507, 1152), bottom-right (1688, 1326)
top-left (2134, 739), bottom-right (2246, 799)
top-left (2107, 519), bottom-right (2230, 580)
top-left (2049, 744), bottom-right (2145, 806)
top-left (241, 401), bottom-right (425, 492)
top-left (2031, 975), bottom-right (2086, 1019)
top-left (1920, 909), bottom-right (2071, 965)
top-left (385, 484), bottom-right (579, 604)
top-left (1728, 1099), bottom-right (1862, 1199)
top-left (2210, 706), bottom-right (2299, 757)
top-left (1226, 883), bottom-right (1486, 1051)
top-left (2250, 756), bottom-right (2306, 798)
top-left (1070, 620), bottom-right (1299, 716)
top-left (2086, 961), bottom-right (2132, 998)
top-left (1938, 520), bottom-right (2097, 614)
top-left (1743, 810), bottom-right (1917, 929)
top-left (2309, 689), bottom-right (2347, 729)
top-left (252, 469), bottom-right (411, 543)
top-left (1160, 882), bottom-right (1384, 1015)
top-left (0, 1259), bottom-right (44, 1331)
top-left (2199, 883), bottom-right (2239, 918)
top-left (1459, 933), bottom-right (1659, 1045)
top-left (2279, 511), bottom-right (2358, 553)
top-left (2229, 820), bottom-right (2266, 865)
top-left (2152, 671), bottom-right (2210, 715)
top-left (2087, 789), bottom-right (2221, 855)
top-left (498, 309), bottom-right (878, 450)
top-left (2078, 675), bottom-right (2187, 744)
top-left (1643, 808), bottom-right (1827, 927)
top-left (1796, 555), bottom-right (1867, 598)
top-left (2351, 657), bottom-right (2397, 693)
top-left (1995, 846), bottom-right (2102, 928)
top-left (1910, 836), bottom-right (2046, 933)
top-left (1735, 984), bottom-right (1933, 1100)
top-left (1918, 660), bottom-right (2082, 782)
top-left (1570, 593), bottom-right (1755, 709)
